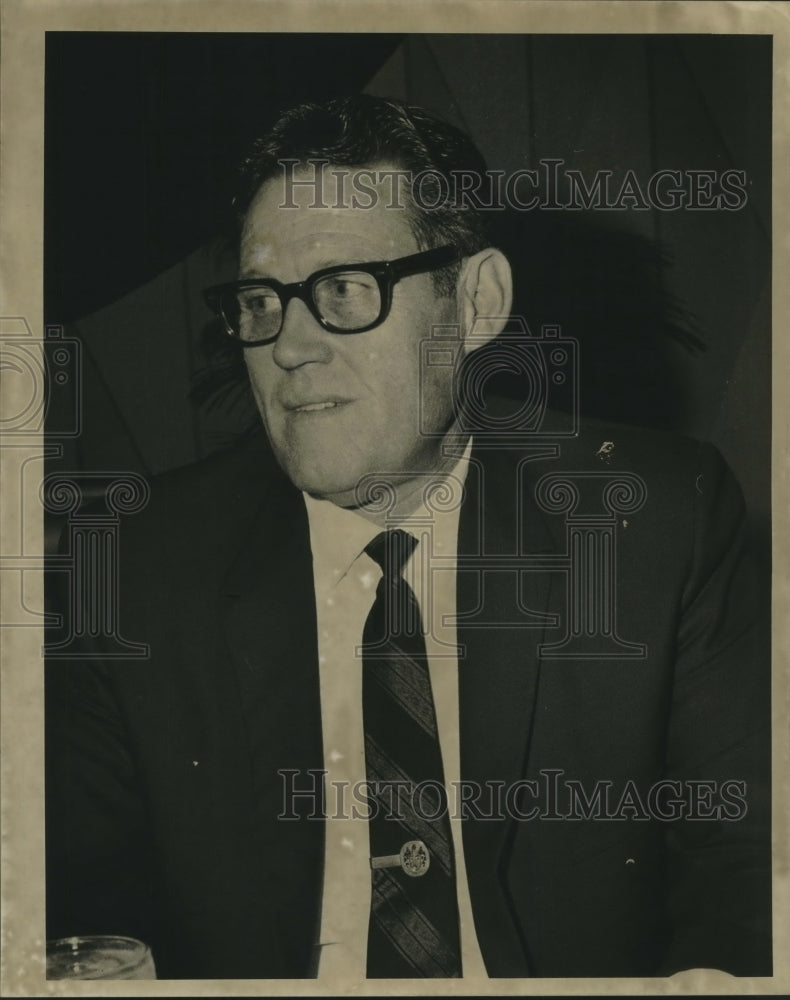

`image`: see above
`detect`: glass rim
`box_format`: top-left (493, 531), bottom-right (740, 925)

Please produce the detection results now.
top-left (46, 934), bottom-right (153, 980)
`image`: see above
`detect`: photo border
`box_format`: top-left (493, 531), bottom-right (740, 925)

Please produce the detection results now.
top-left (1, 1), bottom-right (787, 995)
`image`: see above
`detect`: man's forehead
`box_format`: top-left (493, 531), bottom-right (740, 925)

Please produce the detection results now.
top-left (240, 231), bottom-right (404, 273)
top-left (240, 161), bottom-right (419, 263)
top-left (263, 159), bottom-right (412, 207)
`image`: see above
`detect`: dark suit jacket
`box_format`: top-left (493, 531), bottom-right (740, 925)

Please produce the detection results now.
top-left (45, 414), bottom-right (771, 979)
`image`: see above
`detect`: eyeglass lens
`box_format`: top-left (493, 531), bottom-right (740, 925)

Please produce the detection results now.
top-left (233, 270), bottom-right (382, 341)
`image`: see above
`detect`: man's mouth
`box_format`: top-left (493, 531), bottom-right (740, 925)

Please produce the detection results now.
top-left (294, 401), bottom-right (340, 412)
top-left (283, 396), bottom-right (352, 413)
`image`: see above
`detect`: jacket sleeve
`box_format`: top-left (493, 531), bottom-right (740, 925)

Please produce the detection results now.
top-left (45, 608), bottom-right (156, 945)
top-left (657, 443), bottom-right (771, 975)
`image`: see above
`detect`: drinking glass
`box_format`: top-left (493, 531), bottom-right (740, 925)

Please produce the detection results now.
top-left (46, 935), bottom-right (157, 980)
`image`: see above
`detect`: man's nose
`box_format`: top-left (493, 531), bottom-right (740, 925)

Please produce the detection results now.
top-left (271, 295), bottom-right (333, 370)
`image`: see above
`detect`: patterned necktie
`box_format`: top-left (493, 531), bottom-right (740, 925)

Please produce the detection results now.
top-left (362, 529), bottom-right (463, 978)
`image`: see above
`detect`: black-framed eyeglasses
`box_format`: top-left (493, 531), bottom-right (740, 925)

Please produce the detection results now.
top-left (203, 245), bottom-right (460, 347)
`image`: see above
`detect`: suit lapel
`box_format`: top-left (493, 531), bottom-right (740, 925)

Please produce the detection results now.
top-left (458, 441), bottom-right (560, 976)
top-left (220, 463), bottom-right (325, 975)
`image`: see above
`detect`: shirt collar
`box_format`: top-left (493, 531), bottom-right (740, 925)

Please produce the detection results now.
top-left (304, 441), bottom-right (473, 595)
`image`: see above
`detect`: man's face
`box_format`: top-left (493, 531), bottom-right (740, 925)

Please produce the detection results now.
top-left (239, 163), bottom-right (461, 508)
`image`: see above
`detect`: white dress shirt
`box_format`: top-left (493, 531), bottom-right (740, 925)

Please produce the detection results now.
top-left (303, 446), bottom-right (487, 982)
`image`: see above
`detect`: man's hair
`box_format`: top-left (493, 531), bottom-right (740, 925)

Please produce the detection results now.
top-left (232, 95), bottom-right (495, 295)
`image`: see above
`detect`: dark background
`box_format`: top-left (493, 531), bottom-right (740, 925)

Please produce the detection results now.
top-left (45, 33), bottom-right (403, 323)
top-left (44, 33), bottom-right (771, 552)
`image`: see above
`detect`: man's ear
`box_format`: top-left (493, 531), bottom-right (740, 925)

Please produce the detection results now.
top-left (457, 248), bottom-right (513, 355)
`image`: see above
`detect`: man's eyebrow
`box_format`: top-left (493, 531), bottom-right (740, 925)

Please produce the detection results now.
top-left (237, 268), bottom-right (276, 281)
top-left (238, 256), bottom-right (378, 282)
top-left (311, 256), bottom-right (376, 271)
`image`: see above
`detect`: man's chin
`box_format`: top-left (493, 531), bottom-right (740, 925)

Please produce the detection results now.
top-left (280, 462), bottom-right (363, 508)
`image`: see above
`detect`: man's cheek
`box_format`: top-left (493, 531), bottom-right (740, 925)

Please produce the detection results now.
top-left (419, 369), bottom-right (455, 428)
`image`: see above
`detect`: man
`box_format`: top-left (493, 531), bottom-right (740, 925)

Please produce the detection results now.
top-left (46, 96), bottom-right (771, 980)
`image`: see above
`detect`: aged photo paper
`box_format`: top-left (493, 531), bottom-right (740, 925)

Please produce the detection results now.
top-left (1, 0), bottom-right (788, 996)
